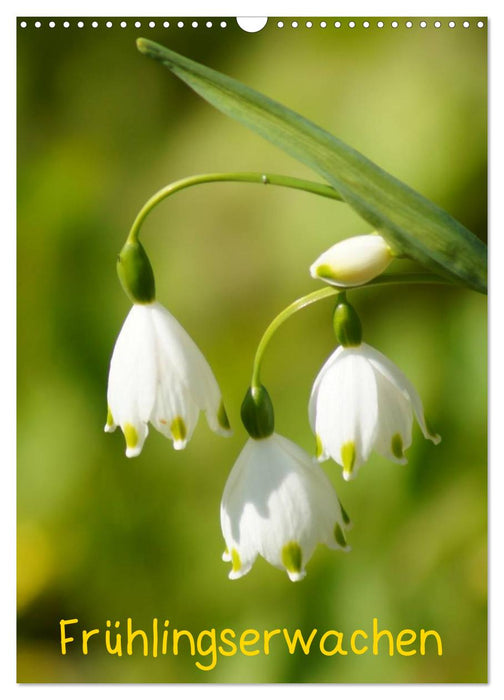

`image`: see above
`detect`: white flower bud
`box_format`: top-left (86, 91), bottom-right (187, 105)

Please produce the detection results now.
top-left (310, 234), bottom-right (393, 287)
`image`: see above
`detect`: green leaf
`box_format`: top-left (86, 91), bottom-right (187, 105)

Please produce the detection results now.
top-left (137, 38), bottom-right (487, 294)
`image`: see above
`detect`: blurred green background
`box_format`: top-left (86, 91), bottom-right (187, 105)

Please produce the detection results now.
top-left (17, 17), bottom-right (487, 683)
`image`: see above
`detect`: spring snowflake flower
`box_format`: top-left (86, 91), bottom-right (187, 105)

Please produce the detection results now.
top-left (220, 432), bottom-right (350, 581)
top-left (310, 234), bottom-right (393, 287)
top-left (310, 343), bottom-right (441, 480)
top-left (105, 301), bottom-right (232, 457)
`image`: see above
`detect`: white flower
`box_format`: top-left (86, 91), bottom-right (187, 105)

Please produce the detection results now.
top-left (310, 234), bottom-right (393, 287)
top-left (309, 342), bottom-right (441, 480)
top-left (220, 433), bottom-right (350, 582)
top-left (105, 301), bottom-right (231, 456)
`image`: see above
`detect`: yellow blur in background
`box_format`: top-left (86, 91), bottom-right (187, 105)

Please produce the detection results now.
top-left (17, 17), bottom-right (487, 683)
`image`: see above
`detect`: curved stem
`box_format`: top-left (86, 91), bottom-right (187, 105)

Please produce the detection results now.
top-left (251, 287), bottom-right (337, 389)
top-left (250, 273), bottom-right (456, 389)
top-left (127, 172), bottom-right (342, 244)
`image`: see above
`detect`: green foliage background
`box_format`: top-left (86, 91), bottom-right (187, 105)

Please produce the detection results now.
top-left (17, 17), bottom-right (487, 683)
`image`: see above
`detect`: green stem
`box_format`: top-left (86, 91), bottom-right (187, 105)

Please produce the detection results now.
top-left (127, 172), bottom-right (342, 244)
top-left (250, 273), bottom-right (456, 389)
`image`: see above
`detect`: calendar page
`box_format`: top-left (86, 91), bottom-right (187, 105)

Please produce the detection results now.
top-left (16, 13), bottom-right (487, 684)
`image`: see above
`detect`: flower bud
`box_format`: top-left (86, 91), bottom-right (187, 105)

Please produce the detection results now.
top-left (310, 234), bottom-right (393, 287)
top-left (241, 384), bottom-right (275, 440)
top-left (116, 239), bottom-right (156, 304)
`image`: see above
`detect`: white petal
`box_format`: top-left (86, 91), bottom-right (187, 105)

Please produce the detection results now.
top-left (107, 305), bottom-right (158, 423)
top-left (220, 440), bottom-right (261, 578)
top-left (104, 405), bottom-right (117, 433)
top-left (149, 361), bottom-right (200, 449)
top-left (149, 302), bottom-right (230, 436)
top-left (362, 343), bottom-right (441, 445)
top-left (106, 305), bottom-right (159, 456)
top-left (228, 560), bottom-right (253, 581)
top-left (286, 569), bottom-right (306, 583)
top-left (272, 434), bottom-right (349, 551)
top-left (372, 369), bottom-right (413, 464)
top-left (308, 346), bottom-right (345, 431)
top-left (314, 348), bottom-right (378, 478)
top-left (124, 421), bottom-right (149, 458)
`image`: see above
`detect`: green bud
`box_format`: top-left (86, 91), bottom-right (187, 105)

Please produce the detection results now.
top-left (333, 295), bottom-right (362, 347)
top-left (116, 240), bottom-right (156, 304)
top-left (240, 384), bottom-right (275, 440)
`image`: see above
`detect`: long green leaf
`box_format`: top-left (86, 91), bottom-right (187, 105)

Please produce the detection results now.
top-left (137, 38), bottom-right (487, 294)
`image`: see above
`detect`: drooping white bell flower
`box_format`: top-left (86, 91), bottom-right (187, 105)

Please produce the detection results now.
top-left (105, 301), bottom-right (232, 457)
top-left (310, 234), bottom-right (393, 287)
top-left (309, 342), bottom-right (441, 480)
top-left (220, 432), bottom-right (350, 582)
